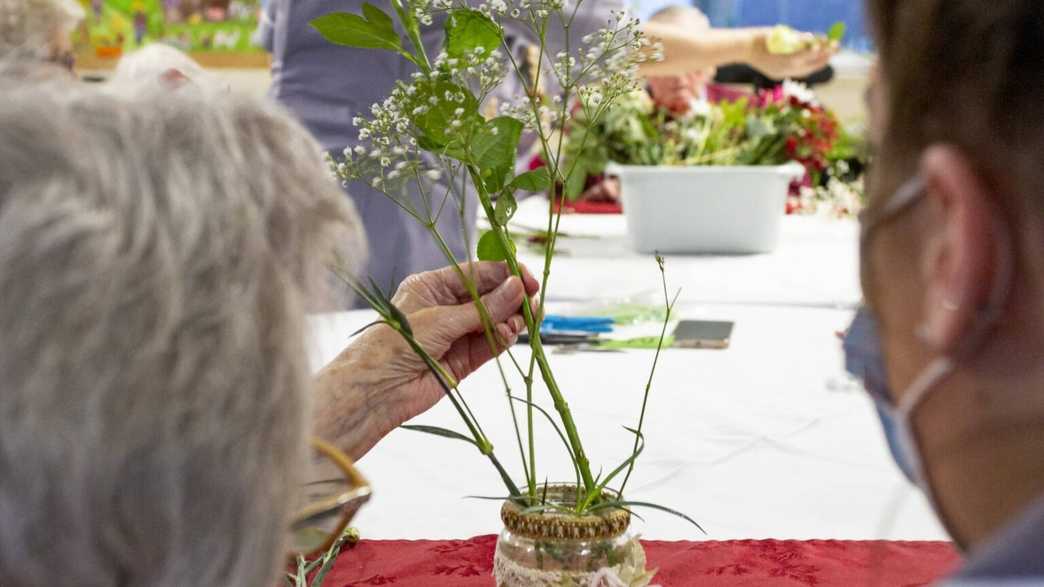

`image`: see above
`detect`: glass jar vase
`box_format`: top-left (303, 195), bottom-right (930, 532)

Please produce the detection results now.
top-left (493, 485), bottom-right (655, 587)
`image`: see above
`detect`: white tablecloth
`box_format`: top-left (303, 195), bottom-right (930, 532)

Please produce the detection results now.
top-left (308, 304), bottom-right (947, 541)
top-left (507, 197), bottom-right (862, 308)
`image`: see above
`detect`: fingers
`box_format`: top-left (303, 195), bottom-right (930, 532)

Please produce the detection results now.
top-left (479, 276), bottom-right (527, 325)
top-left (515, 264), bottom-right (540, 297)
top-left (421, 275), bottom-right (526, 347)
top-left (398, 261), bottom-right (539, 308)
top-left (440, 314), bottom-right (526, 382)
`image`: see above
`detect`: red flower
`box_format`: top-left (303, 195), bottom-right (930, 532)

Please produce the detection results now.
top-left (786, 196), bottom-right (802, 215)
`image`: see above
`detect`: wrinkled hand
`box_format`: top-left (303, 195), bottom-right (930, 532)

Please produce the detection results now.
top-left (747, 29), bottom-right (836, 80)
top-left (334, 262), bottom-right (539, 448)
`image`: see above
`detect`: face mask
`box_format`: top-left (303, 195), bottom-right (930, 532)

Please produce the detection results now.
top-left (843, 306), bottom-right (953, 487)
top-left (843, 173), bottom-right (1014, 539)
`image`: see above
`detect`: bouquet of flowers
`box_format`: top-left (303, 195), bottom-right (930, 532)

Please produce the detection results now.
top-left (564, 80), bottom-right (867, 217)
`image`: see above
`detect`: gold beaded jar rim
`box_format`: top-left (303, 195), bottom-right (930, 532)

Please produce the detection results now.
top-left (500, 485), bottom-right (631, 542)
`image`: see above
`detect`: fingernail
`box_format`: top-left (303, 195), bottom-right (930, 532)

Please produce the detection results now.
top-left (511, 316), bottom-right (525, 333)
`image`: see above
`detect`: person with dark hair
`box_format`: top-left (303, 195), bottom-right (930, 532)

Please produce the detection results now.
top-left (845, 0), bottom-right (1044, 581)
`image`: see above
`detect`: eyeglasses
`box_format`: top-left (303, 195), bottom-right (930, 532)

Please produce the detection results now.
top-left (288, 438), bottom-right (372, 559)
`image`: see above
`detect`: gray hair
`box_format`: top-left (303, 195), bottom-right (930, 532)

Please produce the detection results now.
top-left (0, 82), bottom-right (364, 587)
top-left (0, 0), bottom-right (84, 60)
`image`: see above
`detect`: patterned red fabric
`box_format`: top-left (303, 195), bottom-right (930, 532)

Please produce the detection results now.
top-left (551, 199), bottom-right (623, 215)
top-left (324, 536), bottom-right (960, 586)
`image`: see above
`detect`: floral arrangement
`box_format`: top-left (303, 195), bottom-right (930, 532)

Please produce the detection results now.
top-left (563, 80), bottom-right (867, 217)
top-left (316, 0), bottom-right (698, 543)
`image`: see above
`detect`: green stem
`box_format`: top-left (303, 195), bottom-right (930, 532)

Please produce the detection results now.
top-left (468, 165), bottom-right (597, 497)
top-left (399, 324), bottom-right (522, 497)
top-left (619, 262), bottom-right (677, 496)
top-left (428, 225), bottom-right (532, 487)
top-left (390, 0), bottom-right (431, 73)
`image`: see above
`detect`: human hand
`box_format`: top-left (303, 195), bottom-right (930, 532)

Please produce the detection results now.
top-left (746, 28), bottom-right (836, 80)
top-left (314, 262), bottom-right (539, 458)
top-left (579, 175), bottom-right (621, 202)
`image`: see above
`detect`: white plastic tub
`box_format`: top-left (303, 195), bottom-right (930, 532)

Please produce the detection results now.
top-left (608, 162), bottom-right (806, 254)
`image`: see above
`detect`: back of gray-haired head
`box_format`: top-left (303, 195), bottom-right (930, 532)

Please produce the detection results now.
top-left (108, 43), bottom-right (232, 97)
top-left (0, 0), bottom-right (84, 61)
top-left (0, 82), bottom-right (364, 587)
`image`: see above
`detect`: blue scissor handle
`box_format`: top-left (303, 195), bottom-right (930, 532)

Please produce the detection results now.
top-left (541, 315), bottom-right (615, 333)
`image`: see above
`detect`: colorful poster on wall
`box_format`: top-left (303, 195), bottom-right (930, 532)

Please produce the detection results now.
top-left (75, 0), bottom-right (268, 68)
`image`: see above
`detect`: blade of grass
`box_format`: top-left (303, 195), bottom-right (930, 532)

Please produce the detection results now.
top-left (619, 255), bottom-right (679, 497)
top-left (579, 427), bottom-right (645, 512)
top-left (589, 500), bottom-right (704, 533)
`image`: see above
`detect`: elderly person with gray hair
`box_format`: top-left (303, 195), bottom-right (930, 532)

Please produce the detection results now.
top-left (0, 0), bottom-right (83, 69)
top-left (0, 76), bottom-right (534, 586)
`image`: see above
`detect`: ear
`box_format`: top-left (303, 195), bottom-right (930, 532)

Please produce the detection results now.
top-left (159, 68), bottom-right (191, 88)
top-left (917, 145), bottom-right (997, 353)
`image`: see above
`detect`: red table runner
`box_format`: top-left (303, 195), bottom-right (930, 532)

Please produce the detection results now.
top-left (326, 536), bottom-right (960, 586)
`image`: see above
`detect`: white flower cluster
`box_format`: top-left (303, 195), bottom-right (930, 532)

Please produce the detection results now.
top-left (331, 42), bottom-right (513, 192)
top-left (570, 11), bottom-right (657, 115)
top-left (781, 80), bottom-right (818, 106)
top-left (334, 0), bottom-right (653, 201)
top-left (407, 0), bottom-right (569, 23)
top-left (408, 0), bottom-right (454, 26)
top-left (796, 175), bottom-right (864, 218)
top-left (481, 0), bottom-right (567, 19)
top-left (433, 45), bottom-right (506, 96)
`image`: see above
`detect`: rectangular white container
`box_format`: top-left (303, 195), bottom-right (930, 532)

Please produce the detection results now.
top-left (609, 162), bottom-right (806, 254)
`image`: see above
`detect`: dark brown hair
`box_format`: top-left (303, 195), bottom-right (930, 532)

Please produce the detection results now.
top-left (867, 0), bottom-right (1044, 212)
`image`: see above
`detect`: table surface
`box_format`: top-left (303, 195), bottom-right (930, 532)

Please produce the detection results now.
top-left (308, 201), bottom-right (949, 544)
top-left (508, 198), bottom-right (862, 309)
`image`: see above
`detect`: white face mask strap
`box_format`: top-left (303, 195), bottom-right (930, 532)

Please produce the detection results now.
top-left (861, 176), bottom-right (928, 240)
top-left (897, 357), bottom-right (955, 417)
top-left (883, 175), bottom-right (927, 218)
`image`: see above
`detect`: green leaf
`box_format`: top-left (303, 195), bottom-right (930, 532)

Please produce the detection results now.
top-left (494, 192), bottom-right (518, 225)
top-left (310, 5), bottom-right (403, 53)
top-left (476, 230), bottom-right (516, 262)
top-left (470, 117), bottom-right (524, 192)
top-left (400, 424), bottom-right (478, 446)
top-left (444, 9), bottom-right (503, 59)
top-left (510, 168), bottom-right (551, 192)
top-left (412, 79), bottom-right (481, 154)
top-left (564, 157), bottom-right (590, 201)
top-left (589, 500), bottom-right (705, 533)
top-left (827, 21), bottom-right (847, 43)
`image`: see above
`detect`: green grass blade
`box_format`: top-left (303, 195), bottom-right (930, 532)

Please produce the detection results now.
top-left (590, 500), bottom-right (704, 533)
top-left (580, 427), bottom-right (644, 511)
top-left (400, 424), bottom-right (478, 446)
